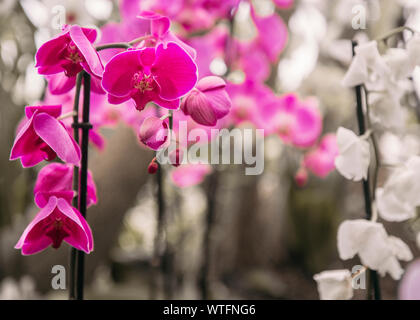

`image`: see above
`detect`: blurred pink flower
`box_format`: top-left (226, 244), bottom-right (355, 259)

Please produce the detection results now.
top-left (187, 26), bottom-right (228, 77)
top-left (261, 93), bottom-right (322, 148)
top-left (120, 0), bottom-right (239, 32)
top-left (138, 116), bottom-right (169, 150)
top-left (36, 25), bottom-right (104, 94)
top-left (399, 259), bottom-right (420, 300)
top-left (137, 11), bottom-right (197, 59)
top-left (303, 133), bottom-right (339, 178)
top-left (34, 163), bottom-right (97, 209)
top-left (181, 76), bottom-right (231, 126)
top-left (10, 105), bottom-right (81, 168)
top-left (226, 80), bottom-right (274, 130)
top-left (102, 43), bottom-right (197, 111)
top-left (171, 164), bottom-right (212, 188)
top-left (250, 7), bottom-right (288, 62)
top-left (272, 0), bottom-right (294, 9)
top-left (15, 196), bottom-right (93, 255)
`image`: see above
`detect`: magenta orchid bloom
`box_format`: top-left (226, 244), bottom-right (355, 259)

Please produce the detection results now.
top-left (303, 133), bottom-right (339, 178)
top-left (181, 76), bottom-right (231, 126)
top-left (43, 88), bottom-right (118, 150)
top-left (36, 25), bottom-right (104, 95)
top-left (15, 196), bottom-right (93, 255)
top-left (171, 164), bottom-right (212, 188)
top-left (137, 11), bottom-right (197, 59)
top-left (34, 163), bottom-right (97, 209)
top-left (138, 116), bottom-right (169, 150)
top-left (102, 43), bottom-right (198, 111)
top-left (10, 105), bottom-right (81, 168)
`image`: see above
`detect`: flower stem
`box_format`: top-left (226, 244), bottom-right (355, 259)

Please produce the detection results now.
top-left (57, 111), bottom-right (76, 121)
top-left (375, 26), bottom-right (416, 42)
top-left (352, 41), bottom-right (381, 300)
top-left (69, 72), bottom-right (83, 300)
top-left (95, 43), bottom-right (131, 51)
top-left (150, 108), bottom-right (173, 299)
top-left (199, 168), bottom-right (219, 300)
top-left (74, 71), bottom-right (92, 300)
top-left (362, 85), bottom-right (381, 200)
top-left (95, 35), bottom-right (152, 51)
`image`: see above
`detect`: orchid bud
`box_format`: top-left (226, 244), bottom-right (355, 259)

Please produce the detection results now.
top-left (148, 158), bottom-right (159, 174)
top-left (169, 148), bottom-right (184, 167)
top-left (294, 167), bottom-right (308, 187)
top-left (181, 76), bottom-right (231, 126)
top-left (139, 116), bottom-right (169, 150)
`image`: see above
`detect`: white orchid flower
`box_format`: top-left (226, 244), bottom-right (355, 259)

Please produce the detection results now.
top-left (335, 127), bottom-right (370, 181)
top-left (337, 219), bottom-right (412, 280)
top-left (376, 156), bottom-right (420, 221)
top-left (313, 269), bottom-right (353, 300)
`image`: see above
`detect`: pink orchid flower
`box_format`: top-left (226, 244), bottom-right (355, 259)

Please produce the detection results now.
top-left (187, 26), bottom-right (228, 77)
top-left (171, 164), bottom-right (212, 188)
top-left (34, 163), bottom-right (97, 209)
top-left (36, 25), bottom-right (104, 95)
top-left (226, 80), bottom-right (275, 130)
top-left (181, 76), bottom-right (231, 126)
top-left (261, 93), bottom-right (322, 148)
top-left (102, 43), bottom-right (198, 111)
top-left (138, 116), bottom-right (169, 150)
top-left (272, 0), bottom-right (294, 9)
top-left (15, 196), bottom-right (93, 255)
top-left (10, 105), bottom-right (81, 168)
top-left (120, 0), bottom-right (183, 24)
top-left (250, 5), bottom-right (288, 62)
top-left (303, 133), bottom-right (339, 178)
top-left (137, 11), bottom-right (197, 59)
top-left (43, 88), bottom-right (118, 150)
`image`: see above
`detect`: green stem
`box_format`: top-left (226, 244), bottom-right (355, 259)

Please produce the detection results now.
top-left (352, 41), bottom-right (381, 300)
top-left (375, 26), bottom-right (416, 42)
top-left (362, 85), bottom-right (381, 201)
top-left (95, 35), bottom-right (153, 51)
top-left (95, 43), bottom-right (130, 51)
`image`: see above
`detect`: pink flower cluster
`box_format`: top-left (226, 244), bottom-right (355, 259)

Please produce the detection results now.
top-left (10, 0), bottom-right (339, 255)
top-left (10, 106), bottom-right (96, 255)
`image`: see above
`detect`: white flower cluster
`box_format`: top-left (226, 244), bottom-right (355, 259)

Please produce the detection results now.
top-left (315, 34), bottom-right (420, 300)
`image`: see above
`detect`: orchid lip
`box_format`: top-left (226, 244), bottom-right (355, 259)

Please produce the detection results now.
top-left (132, 71), bottom-right (156, 93)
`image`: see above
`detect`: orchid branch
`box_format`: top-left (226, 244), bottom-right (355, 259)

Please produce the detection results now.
top-left (375, 26), bottom-right (417, 43)
top-left (352, 41), bottom-right (381, 300)
top-left (362, 85), bottom-right (381, 201)
top-left (69, 72), bottom-right (83, 300)
top-left (95, 35), bottom-right (153, 51)
top-left (57, 111), bottom-right (77, 121)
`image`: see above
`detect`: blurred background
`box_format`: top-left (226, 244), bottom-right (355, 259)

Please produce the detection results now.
top-left (1, 0), bottom-right (420, 299)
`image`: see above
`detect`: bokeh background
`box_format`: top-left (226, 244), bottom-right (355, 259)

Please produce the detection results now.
top-left (1, 0), bottom-right (419, 299)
